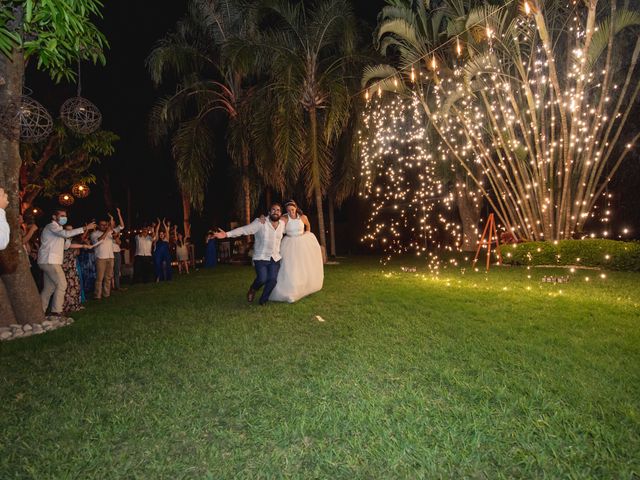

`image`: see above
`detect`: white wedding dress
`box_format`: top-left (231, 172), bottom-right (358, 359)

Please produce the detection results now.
top-left (270, 216), bottom-right (324, 303)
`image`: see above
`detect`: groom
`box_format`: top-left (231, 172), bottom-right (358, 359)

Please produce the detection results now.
top-left (213, 203), bottom-right (285, 305)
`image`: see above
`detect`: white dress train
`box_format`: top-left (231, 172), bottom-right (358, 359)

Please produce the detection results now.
top-left (269, 216), bottom-right (324, 303)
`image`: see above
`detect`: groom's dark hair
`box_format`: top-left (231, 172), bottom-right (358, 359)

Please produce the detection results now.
top-left (270, 202), bottom-right (282, 210)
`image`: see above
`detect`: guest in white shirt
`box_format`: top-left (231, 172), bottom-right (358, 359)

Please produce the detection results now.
top-left (133, 224), bottom-right (154, 283)
top-left (90, 211), bottom-right (124, 299)
top-left (109, 208), bottom-right (125, 290)
top-left (214, 203), bottom-right (285, 305)
top-left (0, 187), bottom-right (9, 251)
top-left (38, 209), bottom-right (96, 315)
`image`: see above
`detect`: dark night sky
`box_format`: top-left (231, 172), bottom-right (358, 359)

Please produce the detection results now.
top-left (28, 0), bottom-right (640, 242)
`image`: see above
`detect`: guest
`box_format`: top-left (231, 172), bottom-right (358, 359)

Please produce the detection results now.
top-left (62, 225), bottom-right (99, 313)
top-left (204, 230), bottom-right (217, 268)
top-left (20, 214), bottom-right (38, 254)
top-left (78, 233), bottom-right (97, 296)
top-left (175, 227), bottom-right (190, 274)
top-left (153, 218), bottom-right (172, 281)
top-left (134, 224), bottom-right (154, 283)
top-left (90, 209), bottom-right (124, 299)
top-left (0, 187), bottom-right (9, 250)
top-left (38, 209), bottom-right (96, 316)
top-left (109, 208), bottom-right (125, 290)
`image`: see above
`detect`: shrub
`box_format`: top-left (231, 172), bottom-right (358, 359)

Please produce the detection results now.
top-left (502, 239), bottom-right (640, 271)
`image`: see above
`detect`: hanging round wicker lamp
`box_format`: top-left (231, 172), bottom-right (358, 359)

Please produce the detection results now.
top-left (58, 193), bottom-right (75, 206)
top-left (60, 60), bottom-right (102, 134)
top-left (60, 96), bottom-right (102, 134)
top-left (17, 95), bottom-right (54, 143)
top-left (72, 183), bottom-right (90, 198)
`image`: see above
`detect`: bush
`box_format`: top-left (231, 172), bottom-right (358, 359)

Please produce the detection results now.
top-left (502, 239), bottom-right (640, 271)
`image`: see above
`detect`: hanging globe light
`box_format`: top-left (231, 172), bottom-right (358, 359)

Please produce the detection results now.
top-left (58, 193), bottom-right (75, 206)
top-left (60, 97), bottom-right (102, 134)
top-left (71, 183), bottom-right (90, 198)
top-left (18, 96), bottom-right (53, 143)
top-left (30, 207), bottom-right (43, 218)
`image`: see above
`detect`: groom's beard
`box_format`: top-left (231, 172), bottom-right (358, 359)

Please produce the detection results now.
top-left (269, 213), bottom-right (281, 222)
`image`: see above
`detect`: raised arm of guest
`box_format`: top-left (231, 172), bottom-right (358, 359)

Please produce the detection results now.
top-left (153, 219), bottom-right (161, 242)
top-left (115, 207), bottom-right (125, 231)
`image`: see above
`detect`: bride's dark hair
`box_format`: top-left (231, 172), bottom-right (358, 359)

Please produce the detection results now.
top-left (284, 199), bottom-right (303, 216)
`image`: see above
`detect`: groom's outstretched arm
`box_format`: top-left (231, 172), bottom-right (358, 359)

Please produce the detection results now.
top-left (216, 219), bottom-right (262, 239)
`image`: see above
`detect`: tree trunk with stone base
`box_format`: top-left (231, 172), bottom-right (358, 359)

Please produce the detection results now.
top-left (0, 49), bottom-right (46, 325)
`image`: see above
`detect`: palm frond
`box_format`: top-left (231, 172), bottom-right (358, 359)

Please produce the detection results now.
top-left (588, 9), bottom-right (640, 65)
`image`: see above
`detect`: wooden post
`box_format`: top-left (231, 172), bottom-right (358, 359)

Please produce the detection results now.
top-left (472, 213), bottom-right (502, 271)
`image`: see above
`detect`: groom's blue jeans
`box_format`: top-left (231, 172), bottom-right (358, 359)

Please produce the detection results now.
top-left (251, 258), bottom-right (280, 304)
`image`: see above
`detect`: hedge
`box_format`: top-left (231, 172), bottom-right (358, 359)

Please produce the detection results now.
top-left (502, 239), bottom-right (640, 271)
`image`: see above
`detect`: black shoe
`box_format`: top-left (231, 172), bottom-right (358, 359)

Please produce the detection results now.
top-left (259, 299), bottom-right (268, 306)
top-left (247, 288), bottom-right (256, 303)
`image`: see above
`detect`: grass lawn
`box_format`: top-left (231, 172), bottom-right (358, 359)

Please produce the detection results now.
top-left (1, 257), bottom-right (639, 478)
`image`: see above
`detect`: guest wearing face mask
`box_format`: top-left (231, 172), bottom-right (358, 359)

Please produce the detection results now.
top-left (38, 209), bottom-right (96, 316)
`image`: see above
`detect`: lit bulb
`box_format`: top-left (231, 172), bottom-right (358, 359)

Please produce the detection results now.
top-left (456, 37), bottom-right (462, 57)
top-left (524, 1), bottom-right (531, 14)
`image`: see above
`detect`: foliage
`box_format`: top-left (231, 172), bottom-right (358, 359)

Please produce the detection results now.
top-left (147, 0), bottom-right (260, 216)
top-left (0, 0), bottom-right (107, 82)
top-left (225, 0), bottom-right (360, 246)
top-left (20, 122), bottom-right (118, 208)
top-left (0, 259), bottom-right (639, 477)
top-left (366, 0), bottom-right (640, 241)
top-left (503, 239), bottom-right (640, 271)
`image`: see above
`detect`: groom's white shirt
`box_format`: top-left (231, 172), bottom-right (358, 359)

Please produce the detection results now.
top-left (226, 218), bottom-right (285, 261)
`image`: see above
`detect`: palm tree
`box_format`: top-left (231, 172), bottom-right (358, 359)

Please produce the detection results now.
top-left (367, 0), bottom-right (640, 241)
top-left (363, 0), bottom-right (484, 251)
top-left (147, 0), bottom-right (260, 232)
top-left (226, 0), bottom-right (359, 251)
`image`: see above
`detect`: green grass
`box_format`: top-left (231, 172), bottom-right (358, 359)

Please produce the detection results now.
top-left (1, 257), bottom-right (639, 479)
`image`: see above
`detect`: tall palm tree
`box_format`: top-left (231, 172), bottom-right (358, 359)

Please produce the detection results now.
top-left (363, 0), bottom-right (483, 251)
top-left (226, 0), bottom-right (358, 250)
top-left (367, 0), bottom-right (640, 241)
top-left (147, 0), bottom-right (260, 231)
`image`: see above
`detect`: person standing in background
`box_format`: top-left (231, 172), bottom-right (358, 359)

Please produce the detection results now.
top-left (134, 224), bottom-right (154, 283)
top-left (91, 208), bottom-right (124, 299)
top-left (0, 187), bottom-right (9, 250)
top-left (109, 208), bottom-right (125, 291)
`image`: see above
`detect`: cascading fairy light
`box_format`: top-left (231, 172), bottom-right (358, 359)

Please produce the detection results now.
top-left (423, 0), bottom-right (639, 241)
top-left (358, 93), bottom-right (461, 263)
top-left (363, 0), bottom-right (638, 245)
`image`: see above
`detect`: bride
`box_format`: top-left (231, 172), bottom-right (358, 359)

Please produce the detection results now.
top-left (268, 200), bottom-right (324, 303)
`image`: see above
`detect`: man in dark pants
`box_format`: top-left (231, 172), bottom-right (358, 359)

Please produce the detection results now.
top-left (133, 224), bottom-right (154, 283)
top-left (214, 203), bottom-right (285, 305)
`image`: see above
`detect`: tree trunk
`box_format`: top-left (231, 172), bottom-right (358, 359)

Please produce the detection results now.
top-left (265, 187), bottom-right (272, 209)
top-left (308, 107), bottom-right (327, 253)
top-left (0, 48), bottom-right (46, 325)
top-left (455, 176), bottom-right (482, 252)
top-left (241, 145), bottom-right (251, 225)
top-left (181, 191), bottom-right (191, 237)
top-left (328, 195), bottom-right (336, 257)
top-left (0, 278), bottom-right (17, 326)
top-left (102, 173), bottom-right (114, 213)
